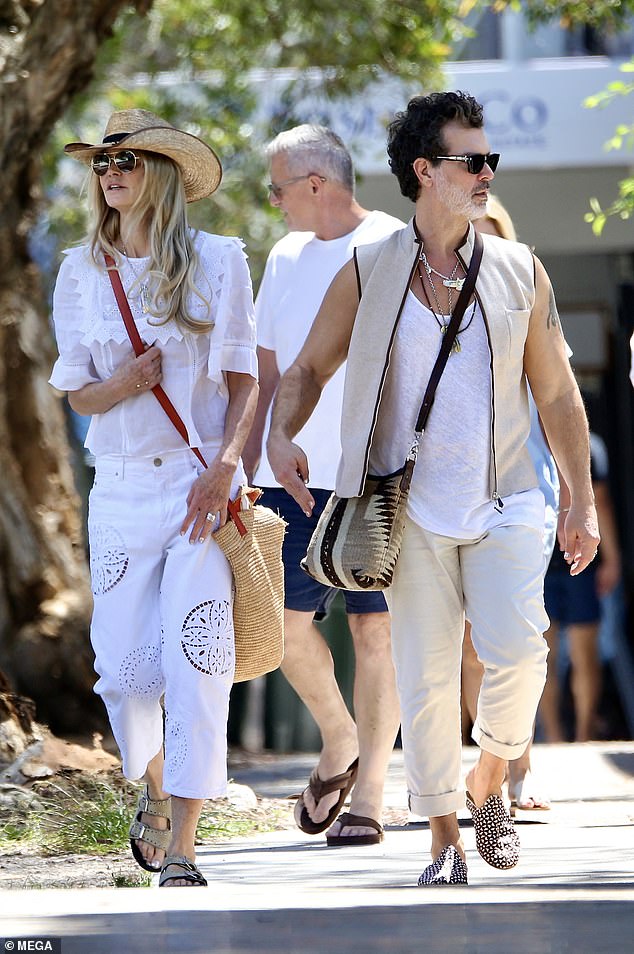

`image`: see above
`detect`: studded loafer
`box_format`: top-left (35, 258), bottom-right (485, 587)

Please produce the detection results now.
top-left (466, 791), bottom-right (520, 869)
top-left (418, 845), bottom-right (468, 885)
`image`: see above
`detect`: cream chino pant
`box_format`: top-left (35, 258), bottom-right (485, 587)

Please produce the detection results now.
top-left (88, 445), bottom-right (245, 800)
top-left (386, 516), bottom-right (549, 818)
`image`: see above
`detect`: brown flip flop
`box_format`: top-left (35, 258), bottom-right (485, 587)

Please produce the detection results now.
top-left (325, 811), bottom-right (384, 846)
top-left (295, 758), bottom-right (359, 835)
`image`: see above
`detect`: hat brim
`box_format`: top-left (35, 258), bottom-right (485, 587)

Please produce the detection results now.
top-left (64, 126), bottom-right (222, 202)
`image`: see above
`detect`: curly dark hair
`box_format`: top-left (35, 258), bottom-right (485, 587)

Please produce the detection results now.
top-left (387, 91), bottom-right (484, 202)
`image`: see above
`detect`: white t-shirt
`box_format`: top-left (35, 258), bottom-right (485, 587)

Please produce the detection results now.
top-left (254, 210), bottom-right (404, 489)
top-left (49, 232), bottom-right (257, 458)
top-left (370, 291), bottom-right (544, 539)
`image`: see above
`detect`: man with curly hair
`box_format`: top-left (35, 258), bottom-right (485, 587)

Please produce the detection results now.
top-left (267, 92), bottom-right (599, 885)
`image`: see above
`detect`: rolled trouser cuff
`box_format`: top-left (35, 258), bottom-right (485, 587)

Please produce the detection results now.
top-left (408, 789), bottom-right (465, 819)
top-left (471, 723), bottom-right (533, 760)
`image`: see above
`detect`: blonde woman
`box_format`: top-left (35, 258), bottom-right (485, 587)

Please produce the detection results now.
top-left (50, 110), bottom-right (258, 886)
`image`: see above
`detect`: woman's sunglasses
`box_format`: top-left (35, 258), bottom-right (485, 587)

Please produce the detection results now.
top-left (91, 150), bottom-right (140, 176)
top-left (435, 153), bottom-right (501, 175)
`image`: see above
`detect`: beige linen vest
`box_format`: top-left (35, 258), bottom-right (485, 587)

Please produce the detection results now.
top-left (335, 219), bottom-right (538, 501)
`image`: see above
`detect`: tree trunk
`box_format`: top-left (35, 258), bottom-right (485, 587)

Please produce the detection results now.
top-left (0, 668), bottom-right (36, 765)
top-left (0, 0), bottom-right (152, 733)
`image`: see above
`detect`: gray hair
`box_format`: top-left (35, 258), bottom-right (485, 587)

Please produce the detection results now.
top-left (265, 124), bottom-right (355, 193)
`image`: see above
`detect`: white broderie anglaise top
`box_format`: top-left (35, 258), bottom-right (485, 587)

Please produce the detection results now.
top-left (50, 231), bottom-right (257, 458)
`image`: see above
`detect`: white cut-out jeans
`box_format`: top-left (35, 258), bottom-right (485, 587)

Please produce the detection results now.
top-left (88, 444), bottom-right (245, 799)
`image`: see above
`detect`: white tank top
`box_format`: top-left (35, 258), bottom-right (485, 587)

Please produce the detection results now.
top-left (370, 291), bottom-right (543, 539)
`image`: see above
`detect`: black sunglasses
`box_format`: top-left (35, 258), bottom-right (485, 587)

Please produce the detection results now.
top-left (435, 153), bottom-right (500, 175)
top-left (91, 150), bottom-right (140, 176)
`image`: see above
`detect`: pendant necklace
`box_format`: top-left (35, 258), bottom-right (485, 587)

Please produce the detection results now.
top-left (419, 249), bottom-right (465, 291)
top-left (122, 244), bottom-right (151, 314)
top-left (416, 261), bottom-right (475, 355)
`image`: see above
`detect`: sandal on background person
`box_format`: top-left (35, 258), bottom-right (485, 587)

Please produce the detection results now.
top-left (508, 769), bottom-right (551, 812)
top-left (129, 787), bottom-right (172, 872)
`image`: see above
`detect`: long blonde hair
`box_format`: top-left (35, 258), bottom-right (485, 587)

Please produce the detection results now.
top-left (87, 152), bottom-right (212, 333)
top-left (481, 194), bottom-right (517, 241)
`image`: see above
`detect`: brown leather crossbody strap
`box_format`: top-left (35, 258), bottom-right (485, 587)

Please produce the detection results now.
top-left (105, 254), bottom-right (208, 470)
top-left (414, 228), bottom-right (484, 434)
top-left (400, 229), bottom-right (484, 492)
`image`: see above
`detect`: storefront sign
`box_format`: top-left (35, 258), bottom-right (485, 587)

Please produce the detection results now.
top-left (256, 60), bottom-right (633, 173)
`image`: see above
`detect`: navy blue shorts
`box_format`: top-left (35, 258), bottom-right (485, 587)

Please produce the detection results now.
top-left (260, 486), bottom-right (388, 617)
top-left (543, 556), bottom-right (600, 627)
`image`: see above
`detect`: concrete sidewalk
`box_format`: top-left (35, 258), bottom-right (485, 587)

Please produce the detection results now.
top-left (1, 742), bottom-right (633, 953)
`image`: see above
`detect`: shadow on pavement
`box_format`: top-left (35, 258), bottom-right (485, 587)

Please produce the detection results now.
top-left (15, 898), bottom-right (634, 954)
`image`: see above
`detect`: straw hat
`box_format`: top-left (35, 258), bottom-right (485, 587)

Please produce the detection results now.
top-left (64, 108), bottom-right (222, 202)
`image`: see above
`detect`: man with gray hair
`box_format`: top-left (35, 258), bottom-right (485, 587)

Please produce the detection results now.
top-left (243, 125), bottom-right (403, 846)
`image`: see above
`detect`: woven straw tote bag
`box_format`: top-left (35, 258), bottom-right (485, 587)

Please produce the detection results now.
top-left (213, 488), bottom-right (286, 681)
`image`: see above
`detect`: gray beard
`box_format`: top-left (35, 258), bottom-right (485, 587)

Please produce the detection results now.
top-left (436, 175), bottom-right (485, 221)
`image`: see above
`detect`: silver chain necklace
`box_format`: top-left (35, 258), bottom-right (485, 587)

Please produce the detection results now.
top-left (427, 270), bottom-right (454, 327)
top-left (419, 250), bottom-right (465, 291)
top-left (122, 245), bottom-right (151, 314)
top-left (416, 262), bottom-right (476, 355)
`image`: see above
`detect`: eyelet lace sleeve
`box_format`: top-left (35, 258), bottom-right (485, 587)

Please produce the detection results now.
top-left (204, 236), bottom-right (258, 387)
top-left (49, 249), bottom-right (101, 391)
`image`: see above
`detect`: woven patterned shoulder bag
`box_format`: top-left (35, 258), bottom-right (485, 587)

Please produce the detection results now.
top-left (106, 256), bottom-right (285, 681)
top-left (301, 231), bottom-right (483, 591)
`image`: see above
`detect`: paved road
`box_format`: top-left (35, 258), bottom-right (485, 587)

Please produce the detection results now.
top-left (1, 743), bottom-right (633, 953)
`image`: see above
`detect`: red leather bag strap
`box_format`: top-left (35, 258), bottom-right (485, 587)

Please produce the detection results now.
top-left (105, 254), bottom-right (208, 470)
top-left (226, 488), bottom-right (261, 537)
